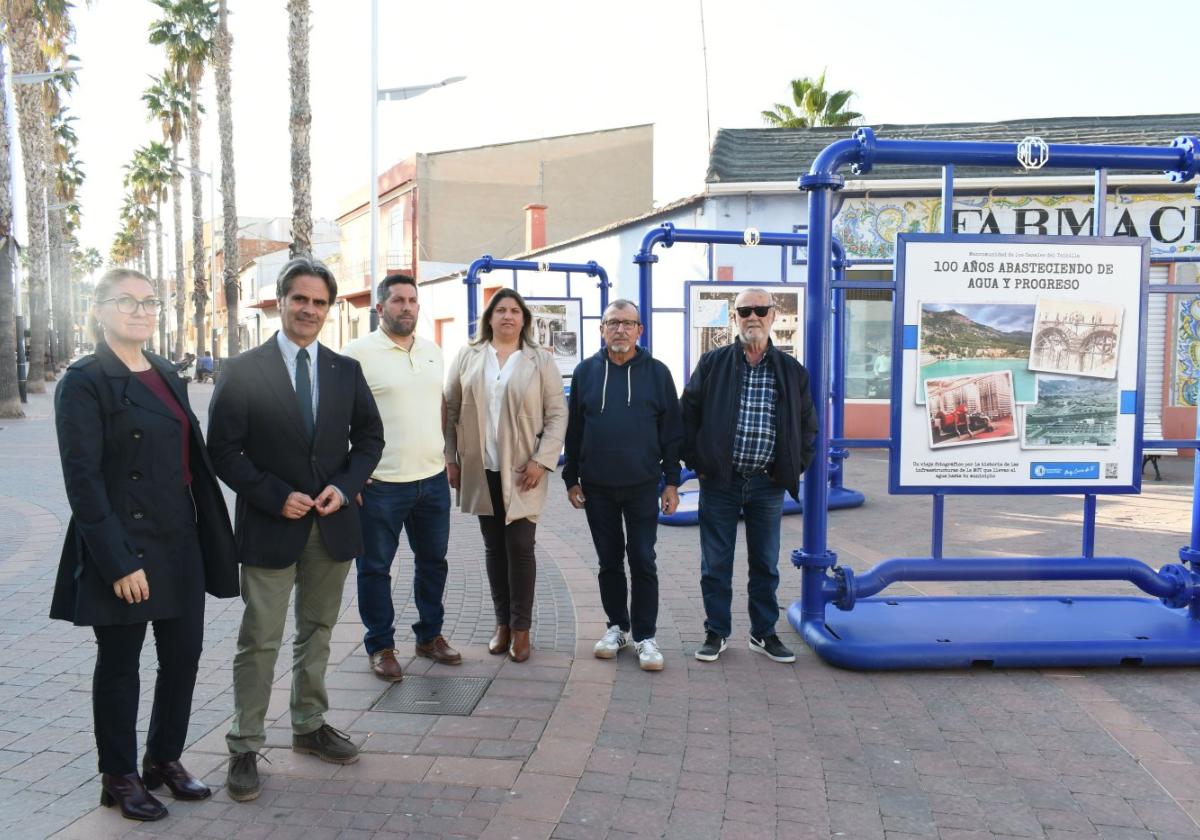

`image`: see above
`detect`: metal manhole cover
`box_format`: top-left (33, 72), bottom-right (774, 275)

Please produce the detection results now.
top-left (373, 675), bottom-right (491, 716)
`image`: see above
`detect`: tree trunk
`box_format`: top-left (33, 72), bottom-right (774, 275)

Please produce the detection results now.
top-left (187, 86), bottom-right (207, 357)
top-left (155, 197), bottom-right (167, 353)
top-left (47, 204), bottom-right (69, 364)
top-left (7, 16), bottom-right (48, 393)
top-left (216, 0), bottom-right (240, 356)
top-left (288, 0), bottom-right (312, 259)
top-left (0, 48), bottom-right (21, 416)
top-left (171, 147), bottom-right (185, 360)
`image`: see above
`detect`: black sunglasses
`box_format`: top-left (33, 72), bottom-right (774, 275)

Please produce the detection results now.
top-left (735, 305), bottom-right (774, 318)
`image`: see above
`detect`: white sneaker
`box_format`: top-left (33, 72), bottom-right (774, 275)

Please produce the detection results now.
top-left (635, 638), bottom-right (664, 671)
top-left (593, 627), bottom-right (628, 659)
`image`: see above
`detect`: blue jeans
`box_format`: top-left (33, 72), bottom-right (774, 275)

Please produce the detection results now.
top-left (356, 471), bottom-right (450, 652)
top-left (582, 481), bottom-right (660, 642)
top-left (698, 472), bottom-right (785, 639)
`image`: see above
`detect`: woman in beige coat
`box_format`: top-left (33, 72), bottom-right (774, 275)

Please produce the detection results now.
top-left (444, 289), bottom-right (567, 662)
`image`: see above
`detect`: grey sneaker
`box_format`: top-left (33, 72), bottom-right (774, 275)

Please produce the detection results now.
top-left (226, 751), bottom-right (263, 802)
top-left (749, 633), bottom-right (796, 663)
top-left (593, 626), bottom-right (628, 659)
top-left (694, 630), bottom-right (727, 662)
top-left (292, 724), bottom-right (359, 764)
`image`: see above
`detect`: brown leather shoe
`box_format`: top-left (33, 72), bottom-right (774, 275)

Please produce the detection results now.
top-left (369, 648), bottom-right (403, 681)
top-left (415, 635), bottom-right (462, 665)
top-left (509, 629), bottom-right (531, 662)
top-left (100, 772), bottom-right (167, 821)
top-left (488, 625), bottom-right (511, 655)
top-left (142, 756), bottom-right (211, 800)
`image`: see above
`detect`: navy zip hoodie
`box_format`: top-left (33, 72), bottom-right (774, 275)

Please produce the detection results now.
top-left (563, 347), bottom-right (683, 489)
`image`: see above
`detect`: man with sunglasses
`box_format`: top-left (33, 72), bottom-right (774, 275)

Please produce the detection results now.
top-left (563, 300), bottom-right (682, 671)
top-left (682, 288), bottom-right (817, 664)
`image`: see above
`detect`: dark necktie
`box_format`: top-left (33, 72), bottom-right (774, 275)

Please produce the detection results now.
top-left (296, 347), bottom-right (315, 439)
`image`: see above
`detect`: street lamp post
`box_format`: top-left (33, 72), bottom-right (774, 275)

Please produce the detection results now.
top-left (368, 1), bottom-right (463, 331)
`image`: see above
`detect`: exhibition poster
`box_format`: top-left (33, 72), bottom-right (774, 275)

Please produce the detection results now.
top-left (525, 297), bottom-right (583, 378)
top-left (891, 234), bottom-right (1148, 493)
top-left (684, 281), bottom-right (804, 377)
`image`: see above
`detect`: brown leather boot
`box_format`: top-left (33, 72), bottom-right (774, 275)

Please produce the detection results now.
top-left (99, 772), bottom-right (168, 821)
top-left (509, 629), bottom-right (531, 662)
top-left (488, 625), bottom-right (511, 655)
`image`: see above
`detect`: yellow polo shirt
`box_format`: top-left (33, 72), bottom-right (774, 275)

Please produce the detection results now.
top-left (340, 330), bottom-right (446, 483)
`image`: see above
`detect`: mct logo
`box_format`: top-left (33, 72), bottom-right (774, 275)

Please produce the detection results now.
top-left (1031, 462), bottom-right (1100, 480)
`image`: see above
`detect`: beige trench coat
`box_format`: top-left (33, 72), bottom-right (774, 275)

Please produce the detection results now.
top-left (443, 342), bottom-right (567, 524)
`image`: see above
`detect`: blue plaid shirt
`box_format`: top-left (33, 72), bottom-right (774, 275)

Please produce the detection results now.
top-left (731, 347), bottom-right (777, 474)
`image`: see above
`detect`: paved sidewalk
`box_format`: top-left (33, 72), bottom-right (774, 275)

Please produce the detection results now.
top-left (2, 383), bottom-right (1200, 838)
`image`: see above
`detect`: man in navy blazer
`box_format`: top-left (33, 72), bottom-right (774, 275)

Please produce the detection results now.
top-left (207, 257), bottom-right (384, 802)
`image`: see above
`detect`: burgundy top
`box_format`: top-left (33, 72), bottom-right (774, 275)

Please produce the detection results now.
top-left (134, 368), bottom-right (193, 485)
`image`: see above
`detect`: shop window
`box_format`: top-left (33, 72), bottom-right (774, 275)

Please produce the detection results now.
top-left (844, 272), bottom-right (893, 401)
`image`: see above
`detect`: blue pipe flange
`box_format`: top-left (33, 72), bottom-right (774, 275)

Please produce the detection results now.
top-left (849, 127), bottom-right (877, 176)
top-left (792, 548), bottom-right (837, 569)
top-left (798, 171), bottom-right (846, 192)
top-left (1179, 546), bottom-right (1200, 567)
top-left (833, 565), bottom-right (856, 611)
top-left (1167, 136), bottom-right (1200, 184)
top-left (1157, 563), bottom-right (1193, 609)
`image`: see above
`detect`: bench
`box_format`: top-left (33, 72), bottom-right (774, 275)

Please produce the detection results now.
top-left (1142, 413), bottom-right (1176, 481)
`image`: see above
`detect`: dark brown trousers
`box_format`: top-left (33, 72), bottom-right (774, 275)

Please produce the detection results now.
top-left (478, 470), bottom-right (537, 631)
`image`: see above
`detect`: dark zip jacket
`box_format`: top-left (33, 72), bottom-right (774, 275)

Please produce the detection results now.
top-left (680, 339), bottom-right (818, 499)
top-left (563, 347), bottom-right (683, 489)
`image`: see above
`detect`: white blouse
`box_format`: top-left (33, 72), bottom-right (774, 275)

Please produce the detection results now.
top-left (484, 344), bottom-right (520, 470)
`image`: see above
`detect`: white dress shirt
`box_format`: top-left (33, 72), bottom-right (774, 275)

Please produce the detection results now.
top-left (484, 343), bottom-right (520, 471)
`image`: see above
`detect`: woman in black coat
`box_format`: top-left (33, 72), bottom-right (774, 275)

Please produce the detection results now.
top-left (53, 269), bottom-right (239, 821)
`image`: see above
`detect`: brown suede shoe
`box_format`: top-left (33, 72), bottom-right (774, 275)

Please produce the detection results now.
top-left (488, 625), bottom-right (511, 655)
top-left (509, 629), bottom-right (531, 662)
top-left (415, 636), bottom-right (462, 665)
top-left (369, 648), bottom-right (403, 682)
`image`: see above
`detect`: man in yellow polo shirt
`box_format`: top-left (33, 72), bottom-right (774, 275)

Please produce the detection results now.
top-left (341, 274), bottom-right (461, 681)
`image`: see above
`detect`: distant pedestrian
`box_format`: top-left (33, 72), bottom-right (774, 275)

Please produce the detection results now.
top-left (53, 269), bottom-right (239, 822)
top-left (563, 300), bottom-right (682, 671)
top-left (682, 288), bottom-right (818, 664)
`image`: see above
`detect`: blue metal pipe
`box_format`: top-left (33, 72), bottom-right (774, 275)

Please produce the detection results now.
top-left (1082, 495), bottom-right (1097, 558)
top-left (833, 437), bottom-right (891, 448)
top-left (941, 165), bottom-right (954, 232)
top-left (850, 556), bottom-right (1187, 602)
top-left (931, 495), bottom-right (945, 559)
top-left (465, 254), bottom-right (609, 340)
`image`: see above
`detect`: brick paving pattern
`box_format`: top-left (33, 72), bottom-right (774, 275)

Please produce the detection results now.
top-left (2, 384), bottom-right (1200, 838)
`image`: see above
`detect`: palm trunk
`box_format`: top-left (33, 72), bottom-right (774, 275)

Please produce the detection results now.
top-left (171, 150), bottom-right (185, 360)
top-left (217, 0), bottom-right (240, 356)
top-left (8, 17), bottom-right (48, 393)
top-left (155, 197), bottom-right (166, 353)
top-left (288, 0), bottom-right (312, 259)
top-left (187, 88), bottom-right (207, 357)
top-left (48, 205), bottom-right (69, 364)
top-left (0, 49), bottom-right (21, 416)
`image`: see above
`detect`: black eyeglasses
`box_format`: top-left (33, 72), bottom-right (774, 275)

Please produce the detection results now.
top-left (602, 319), bottom-right (640, 331)
top-left (100, 296), bottom-right (163, 315)
top-left (735, 305), bottom-right (774, 318)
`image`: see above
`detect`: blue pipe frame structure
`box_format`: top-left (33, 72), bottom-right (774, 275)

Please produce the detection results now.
top-left (632, 225), bottom-right (867, 512)
top-left (787, 128), bottom-right (1200, 669)
top-left (463, 255), bottom-right (610, 340)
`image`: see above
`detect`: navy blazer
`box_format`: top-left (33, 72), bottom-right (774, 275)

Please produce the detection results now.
top-left (51, 343), bottom-right (239, 626)
top-left (206, 334), bottom-right (384, 568)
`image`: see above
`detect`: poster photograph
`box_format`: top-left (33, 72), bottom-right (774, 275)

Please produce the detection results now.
top-left (1029, 298), bottom-right (1124, 379)
top-left (923, 370), bottom-right (1018, 449)
top-left (1021, 376), bottom-right (1119, 449)
top-left (891, 234), bottom-right (1147, 493)
top-left (525, 297), bottom-right (582, 377)
top-left (918, 302), bottom-right (1037, 404)
top-left (685, 282), bottom-right (804, 375)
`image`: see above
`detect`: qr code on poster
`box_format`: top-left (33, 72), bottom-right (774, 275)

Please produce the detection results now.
top-left (1104, 462), bottom-right (1118, 479)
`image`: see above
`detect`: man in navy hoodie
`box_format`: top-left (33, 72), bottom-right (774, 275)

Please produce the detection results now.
top-left (563, 300), bottom-right (683, 671)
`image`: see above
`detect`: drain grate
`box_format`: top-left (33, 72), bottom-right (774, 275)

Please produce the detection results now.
top-left (373, 675), bottom-right (491, 716)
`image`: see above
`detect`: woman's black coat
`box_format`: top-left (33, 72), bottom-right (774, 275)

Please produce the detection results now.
top-left (51, 342), bottom-right (239, 626)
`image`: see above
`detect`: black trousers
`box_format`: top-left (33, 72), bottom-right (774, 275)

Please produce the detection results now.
top-left (92, 531), bottom-right (205, 776)
top-left (582, 481), bottom-right (661, 641)
top-left (478, 470), bottom-right (537, 631)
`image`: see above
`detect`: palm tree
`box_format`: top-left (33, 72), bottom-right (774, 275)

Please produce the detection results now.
top-left (288, 0), bottom-right (312, 258)
top-left (48, 100), bottom-right (80, 364)
top-left (761, 70), bottom-right (862, 129)
top-left (143, 72), bottom-right (189, 359)
top-left (215, 0), bottom-right (240, 355)
top-left (126, 142), bottom-right (172, 351)
top-left (2, 0), bottom-right (70, 391)
top-left (0, 45), bottom-right (22, 416)
top-left (150, 0), bottom-right (216, 356)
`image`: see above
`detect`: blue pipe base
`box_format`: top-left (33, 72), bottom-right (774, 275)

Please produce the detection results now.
top-left (659, 484), bottom-right (865, 526)
top-left (788, 595), bottom-right (1200, 669)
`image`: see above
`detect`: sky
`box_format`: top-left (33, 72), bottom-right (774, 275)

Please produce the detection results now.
top-left (8, 0), bottom-right (1198, 263)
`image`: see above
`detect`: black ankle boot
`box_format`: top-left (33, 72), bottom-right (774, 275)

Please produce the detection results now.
top-left (142, 756), bottom-right (212, 800)
top-left (99, 772), bottom-right (168, 821)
